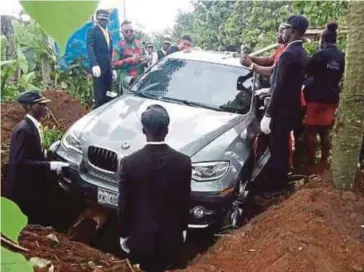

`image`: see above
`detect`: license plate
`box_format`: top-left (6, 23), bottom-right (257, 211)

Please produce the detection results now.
top-left (97, 188), bottom-right (118, 207)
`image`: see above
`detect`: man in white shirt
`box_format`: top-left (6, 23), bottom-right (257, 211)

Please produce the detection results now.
top-left (145, 42), bottom-right (158, 69)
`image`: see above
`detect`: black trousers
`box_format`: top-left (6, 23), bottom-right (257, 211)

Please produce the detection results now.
top-left (130, 240), bottom-right (182, 272)
top-left (268, 114), bottom-right (297, 190)
top-left (93, 69), bottom-right (112, 109)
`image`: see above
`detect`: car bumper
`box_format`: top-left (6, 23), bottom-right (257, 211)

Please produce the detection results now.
top-left (58, 165), bottom-right (235, 229)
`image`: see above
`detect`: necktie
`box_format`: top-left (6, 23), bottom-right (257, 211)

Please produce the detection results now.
top-left (39, 124), bottom-right (44, 145)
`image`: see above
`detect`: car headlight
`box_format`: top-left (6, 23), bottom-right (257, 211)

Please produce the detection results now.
top-left (62, 130), bottom-right (82, 153)
top-left (192, 161), bottom-right (230, 182)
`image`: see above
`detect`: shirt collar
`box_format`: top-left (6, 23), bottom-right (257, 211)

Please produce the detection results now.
top-left (26, 114), bottom-right (40, 128)
top-left (286, 40), bottom-right (303, 49)
top-left (146, 141), bottom-right (166, 145)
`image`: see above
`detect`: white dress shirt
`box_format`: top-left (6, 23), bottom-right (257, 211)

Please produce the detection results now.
top-left (146, 141), bottom-right (166, 145)
top-left (26, 114), bottom-right (42, 145)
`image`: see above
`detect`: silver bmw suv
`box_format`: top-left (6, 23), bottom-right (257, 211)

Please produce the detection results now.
top-left (55, 50), bottom-right (262, 230)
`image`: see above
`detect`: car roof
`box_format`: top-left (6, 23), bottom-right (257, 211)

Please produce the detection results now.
top-left (166, 50), bottom-right (248, 68)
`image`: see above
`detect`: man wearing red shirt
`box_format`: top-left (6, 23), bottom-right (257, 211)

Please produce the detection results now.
top-left (240, 23), bottom-right (286, 76)
top-left (241, 24), bottom-right (306, 169)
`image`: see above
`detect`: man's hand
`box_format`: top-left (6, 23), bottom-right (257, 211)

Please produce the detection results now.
top-left (120, 237), bottom-right (130, 253)
top-left (112, 70), bottom-right (117, 81)
top-left (50, 162), bottom-right (69, 175)
top-left (260, 115), bottom-right (272, 135)
top-left (131, 55), bottom-right (141, 63)
top-left (255, 88), bottom-right (270, 97)
top-left (92, 66), bottom-right (101, 77)
top-left (240, 55), bottom-right (252, 67)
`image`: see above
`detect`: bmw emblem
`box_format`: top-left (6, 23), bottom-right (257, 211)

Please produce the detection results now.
top-left (121, 142), bottom-right (130, 150)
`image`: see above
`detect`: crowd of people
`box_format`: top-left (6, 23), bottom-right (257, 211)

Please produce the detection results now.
top-left (240, 16), bottom-right (345, 197)
top-left (87, 9), bottom-right (194, 109)
top-left (5, 9), bottom-right (346, 272)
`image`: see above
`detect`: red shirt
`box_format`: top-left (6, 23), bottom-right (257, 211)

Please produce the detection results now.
top-left (271, 44), bottom-right (286, 64)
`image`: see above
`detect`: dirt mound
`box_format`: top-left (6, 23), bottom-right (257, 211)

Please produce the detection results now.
top-left (20, 225), bottom-right (130, 272)
top-left (184, 175), bottom-right (364, 272)
top-left (42, 90), bottom-right (88, 130)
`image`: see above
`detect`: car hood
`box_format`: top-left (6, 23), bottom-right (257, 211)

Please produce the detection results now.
top-left (81, 94), bottom-right (246, 157)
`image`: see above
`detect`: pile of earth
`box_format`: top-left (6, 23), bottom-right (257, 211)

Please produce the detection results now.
top-left (183, 172), bottom-right (364, 272)
top-left (19, 225), bottom-right (131, 272)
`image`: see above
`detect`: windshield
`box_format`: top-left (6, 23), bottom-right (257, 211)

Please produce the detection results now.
top-left (130, 58), bottom-right (254, 114)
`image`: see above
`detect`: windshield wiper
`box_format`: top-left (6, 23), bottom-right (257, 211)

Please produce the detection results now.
top-left (161, 97), bottom-right (222, 111)
top-left (129, 83), bottom-right (161, 99)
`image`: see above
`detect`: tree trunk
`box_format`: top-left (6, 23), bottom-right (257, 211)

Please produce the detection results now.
top-left (332, 1), bottom-right (364, 189)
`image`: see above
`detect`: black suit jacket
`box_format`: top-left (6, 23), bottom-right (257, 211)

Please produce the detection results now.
top-left (166, 45), bottom-right (180, 55)
top-left (6, 117), bottom-right (50, 211)
top-left (87, 25), bottom-right (113, 73)
top-left (267, 41), bottom-right (307, 118)
top-left (118, 144), bottom-right (192, 257)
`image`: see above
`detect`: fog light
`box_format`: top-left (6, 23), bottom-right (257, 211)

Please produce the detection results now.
top-left (192, 206), bottom-right (205, 219)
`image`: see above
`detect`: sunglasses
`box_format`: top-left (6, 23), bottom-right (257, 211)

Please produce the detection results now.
top-left (124, 30), bottom-right (134, 34)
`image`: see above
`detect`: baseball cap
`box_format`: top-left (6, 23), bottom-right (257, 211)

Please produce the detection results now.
top-left (286, 15), bottom-right (309, 35)
top-left (163, 35), bottom-right (172, 44)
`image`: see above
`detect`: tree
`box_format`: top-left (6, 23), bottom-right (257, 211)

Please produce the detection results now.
top-left (172, 9), bottom-right (195, 42)
top-left (292, 1), bottom-right (348, 28)
top-left (332, 1), bottom-right (364, 189)
top-left (225, 1), bottom-right (291, 50)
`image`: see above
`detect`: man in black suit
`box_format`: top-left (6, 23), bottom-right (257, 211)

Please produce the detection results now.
top-left (87, 9), bottom-right (117, 109)
top-left (118, 104), bottom-right (192, 272)
top-left (157, 35), bottom-right (172, 60)
top-left (260, 15), bottom-right (309, 194)
top-left (6, 91), bottom-right (69, 224)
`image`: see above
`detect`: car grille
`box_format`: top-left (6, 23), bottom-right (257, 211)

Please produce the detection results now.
top-left (88, 146), bottom-right (118, 172)
top-left (88, 167), bottom-right (119, 183)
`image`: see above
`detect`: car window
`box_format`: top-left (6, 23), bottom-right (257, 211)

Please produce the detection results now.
top-left (130, 58), bottom-right (253, 114)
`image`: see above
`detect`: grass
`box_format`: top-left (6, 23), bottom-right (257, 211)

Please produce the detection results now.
top-left (43, 126), bottom-right (64, 149)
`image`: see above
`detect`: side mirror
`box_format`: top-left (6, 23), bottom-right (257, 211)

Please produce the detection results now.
top-left (124, 76), bottom-right (136, 88)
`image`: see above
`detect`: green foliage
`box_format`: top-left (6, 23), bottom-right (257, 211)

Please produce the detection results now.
top-left (57, 57), bottom-right (94, 107)
top-left (1, 35), bottom-right (7, 61)
top-left (1, 197), bottom-right (28, 243)
top-left (292, 1), bottom-right (348, 28)
top-left (304, 41), bottom-right (319, 56)
top-left (12, 19), bottom-right (58, 66)
top-left (225, 1), bottom-right (292, 50)
top-left (0, 197), bottom-right (33, 272)
top-left (0, 58), bottom-right (40, 101)
top-left (172, 0), bottom-right (348, 52)
top-left (43, 126), bottom-right (64, 149)
top-left (20, 0), bottom-right (99, 53)
top-left (1, 247), bottom-right (34, 272)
